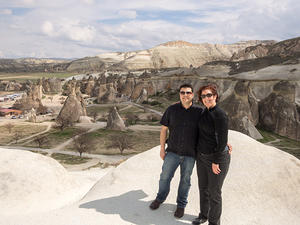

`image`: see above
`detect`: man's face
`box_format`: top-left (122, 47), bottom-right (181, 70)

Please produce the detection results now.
top-left (179, 87), bottom-right (194, 105)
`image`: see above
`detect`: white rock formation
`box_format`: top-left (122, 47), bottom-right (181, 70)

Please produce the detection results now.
top-left (0, 149), bottom-right (98, 215)
top-left (0, 131), bottom-right (299, 225)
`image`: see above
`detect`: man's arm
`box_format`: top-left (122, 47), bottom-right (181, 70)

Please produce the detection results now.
top-left (160, 125), bottom-right (168, 160)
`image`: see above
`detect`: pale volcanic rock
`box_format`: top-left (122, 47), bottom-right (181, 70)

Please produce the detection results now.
top-left (106, 106), bottom-right (126, 131)
top-left (57, 93), bottom-right (87, 123)
top-left (219, 80), bottom-right (263, 139)
top-left (1, 131), bottom-right (299, 225)
top-left (0, 148), bottom-right (96, 215)
top-left (259, 81), bottom-right (300, 140)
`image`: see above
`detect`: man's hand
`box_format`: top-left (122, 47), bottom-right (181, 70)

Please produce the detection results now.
top-left (160, 148), bottom-right (166, 160)
top-left (227, 143), bottom-right (233, 154)
top-left (160, 125), bottom-right (168, 160)
top-left (212, 163), bottom-right (221, 174)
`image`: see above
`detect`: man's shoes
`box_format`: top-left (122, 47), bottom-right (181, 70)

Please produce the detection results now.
top-left (174, 207), bottom-right (185, 218)
top-left (192, 215), bottom-right (208, 225)
top-left (149, 200), bottom-right (161, 210)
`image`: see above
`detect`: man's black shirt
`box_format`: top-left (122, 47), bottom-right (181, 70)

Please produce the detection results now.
top-left (160, 103), bottom-right (202, 158)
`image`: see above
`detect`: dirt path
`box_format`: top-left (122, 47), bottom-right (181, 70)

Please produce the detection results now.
top-left (63, 158), bottom-right (102, 171)
top-left (128, 124), bottom-right (161, 132)
top-left (7, 122), bottom-right (53, 145)
top-left (53, 122), bottom-right (106, 151)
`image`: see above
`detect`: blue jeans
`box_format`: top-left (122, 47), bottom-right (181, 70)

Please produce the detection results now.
top-left (156, 152), bottom-right (195, 208)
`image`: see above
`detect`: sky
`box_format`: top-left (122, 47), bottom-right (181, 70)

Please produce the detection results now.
top-left (0, 0), bottom-right (299, 59)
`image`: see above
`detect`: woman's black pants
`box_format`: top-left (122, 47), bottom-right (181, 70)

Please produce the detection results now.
top-left (196, 151), bottom-right (230, 225)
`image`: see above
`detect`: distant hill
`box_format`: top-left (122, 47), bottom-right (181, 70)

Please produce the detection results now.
top-left (97, 40), bottom-right (274, 70)
top-left (0, 40), bottom-right (273, 73)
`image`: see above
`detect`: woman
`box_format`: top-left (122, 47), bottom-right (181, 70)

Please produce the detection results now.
top-left (192, 84), bottom-right (230, 225)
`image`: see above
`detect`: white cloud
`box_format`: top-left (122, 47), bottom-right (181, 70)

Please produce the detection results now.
top-left (0, 0), bottom-right (299, 58)
top-left (81, 0), bottom-right (94, 4)
top-left (22, 0), bottom-right (35, 5)
top-left (118, 10), bottom-right (137, 19)
top-left (42, 21), bottom-right (55, 36)
top-left (63, 21), bottom-right (96, 42)
top-left (41, 19), bottom-right (96, 42)
top-left (0, 9), bottom-right (12, 15)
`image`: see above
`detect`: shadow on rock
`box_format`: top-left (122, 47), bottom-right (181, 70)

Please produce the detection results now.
top-left (79, 190), bottom-right (195, 225)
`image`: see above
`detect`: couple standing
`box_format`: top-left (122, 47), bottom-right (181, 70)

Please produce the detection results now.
top-left (149, 83), bottom-right (231, 225)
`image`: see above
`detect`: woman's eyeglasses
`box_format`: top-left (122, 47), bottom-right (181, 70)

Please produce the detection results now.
top-left (180, 91), bottom-right (193, 95)
top-left (201, 93), bottom-right (213, 99)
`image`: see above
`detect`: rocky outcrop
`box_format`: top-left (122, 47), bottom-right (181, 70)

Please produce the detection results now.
top-left (0, 81), bottom-right (23, 91)
top-left (219, 80), bottom-right (263, 139)
top-left (13, 81), bottom-right (44, 112)
top-left (42, 78), bottom-right (62, 93)
top-left (259, 81), bottom-right (300, 140)
top-left (231, 42), bottom-right (275, 61)
top-left (106, 107), bottom-right (126, 131)
top-left (97, 83), bottom-right (119, 104)
top-left (231, 37), bottom-right (300, 61)
top-left (229, 37), bottom-right (300, 74)
top-left (57, 84), bottom-right (87, 123)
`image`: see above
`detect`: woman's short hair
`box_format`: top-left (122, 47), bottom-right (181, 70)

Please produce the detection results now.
top-left (197, 84), bottom-right (219, 104)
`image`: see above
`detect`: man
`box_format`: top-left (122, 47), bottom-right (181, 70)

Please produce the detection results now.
top-left (149, 83), bottom-right (202, 218)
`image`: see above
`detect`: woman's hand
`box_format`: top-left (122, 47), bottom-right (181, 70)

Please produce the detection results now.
top-left (227, 143), bottom-right (233, 154)
top-left (212, 163), bottom-right (221, 174)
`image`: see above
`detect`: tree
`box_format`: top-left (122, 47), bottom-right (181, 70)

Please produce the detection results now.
top-left (92, 111), bottom-right (98, 121)
top-left (37, 104), bottom-right (48, 115)
top-left (107, 134), bottom-right (133, 155)
top-left (125, 114), bottom-right (139, 126)
top-left (4, 123), bottom-right (14, 133)
top-left (14, 131), bottom-right (23, 144)
top-left (34, 135), bottom-right (49, 148)
top-left (56, 116), bottom-right (73, 131)
top-left (73, 133), bottom-right (95, 157)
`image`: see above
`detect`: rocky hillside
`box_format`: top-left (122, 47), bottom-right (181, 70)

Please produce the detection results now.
top-left (97, 40), bottom-right (272, 70)
top-left (231, 37), bottom-right (300, 60)
top-left (0, 58), bottom-right (71, 73)
top-left (0, 40), bottom-right (271, 73)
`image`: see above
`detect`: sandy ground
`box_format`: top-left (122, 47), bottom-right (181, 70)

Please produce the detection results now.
top-left (0, 130), bottom-right (299, 225)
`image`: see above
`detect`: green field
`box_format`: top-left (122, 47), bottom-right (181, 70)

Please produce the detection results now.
top-left (0, 72), bottom-right (77, 81)
top-left (257, 128), bottom-right (300, 159)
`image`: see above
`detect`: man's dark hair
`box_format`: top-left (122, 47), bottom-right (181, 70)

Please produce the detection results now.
top-left (179, 83), bottom-right (193, 92)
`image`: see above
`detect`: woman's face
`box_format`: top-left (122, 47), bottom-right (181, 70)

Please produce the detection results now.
top-left (201, 88), bottom-right (217, 108)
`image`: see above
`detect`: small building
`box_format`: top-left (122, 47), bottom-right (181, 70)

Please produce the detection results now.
top-left (0, 108), bottom-right (23, 117)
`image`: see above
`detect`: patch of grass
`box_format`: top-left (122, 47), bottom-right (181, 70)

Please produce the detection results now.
top-left (257, 128), bottom-right (300, 159)
top-left (0, 72), bottom-right (77, 81)
top-left (257, 129), bottom-right (277, 143)
top-left (0, 123), bottom-right (48, 145)
top-left (64, 128), bottom-right (160, 155)
top-left (30, 150), bottom-right (48, 156)
top-left (50, 127), bottom-right (78, 138)
top-left (50, 153), bottom-right (89, 164)
top-left (23, 127), bottom-right (85, 149)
